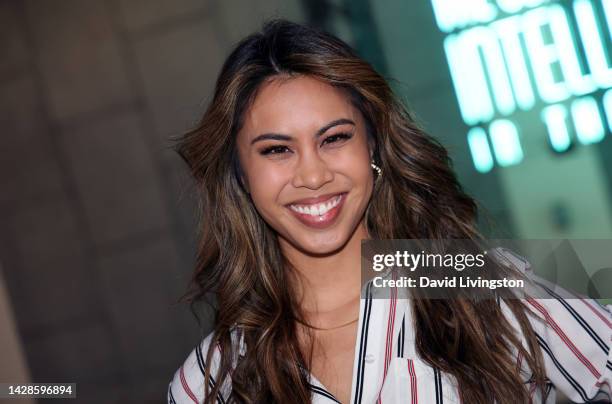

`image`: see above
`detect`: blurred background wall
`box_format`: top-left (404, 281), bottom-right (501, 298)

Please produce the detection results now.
top-left (0, 0), bottom-right (610, 403)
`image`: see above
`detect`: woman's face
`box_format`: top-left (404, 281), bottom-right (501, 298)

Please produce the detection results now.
top-left (236, 75), bottom-right (374, 256)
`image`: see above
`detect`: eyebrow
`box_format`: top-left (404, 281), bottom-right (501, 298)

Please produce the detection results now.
top-left (249, 118), bottom-right (355, 145)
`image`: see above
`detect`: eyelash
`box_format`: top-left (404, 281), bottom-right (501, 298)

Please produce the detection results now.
top-left (259, 133), bottom-right (353, 156)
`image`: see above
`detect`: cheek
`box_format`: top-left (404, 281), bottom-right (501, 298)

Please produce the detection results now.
top-left (333, 144), bottom-right (372, 184)
top-left (247, 163), bottom-right (289, 205)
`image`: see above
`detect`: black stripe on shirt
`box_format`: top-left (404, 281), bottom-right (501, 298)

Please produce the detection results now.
top-left (593, 299), bottom-right (611, 314)
top-left (397, 313), bottom-right (406, 357)
top-left (308, 383), bottom-right (342, 403)
top-left (545, 381), bottom-right (553, 399)
top-left (353, 281), bottom-right (373, 404)
top-left (196, 341), bottom-right (226, 404)
top-left (536, 333), bottom-right (590, 402)
top-left (168, 383), bottom-right (176, 404)
top-left (597, 388), bottom-right (612, 403)
top-left (434, 367), bottom-right (443, 404)
top-left (535, 281), bottom-right (609, 354)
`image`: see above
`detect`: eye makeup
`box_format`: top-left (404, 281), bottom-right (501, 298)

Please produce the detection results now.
top-left (258, 132), bottom-right (354, 156)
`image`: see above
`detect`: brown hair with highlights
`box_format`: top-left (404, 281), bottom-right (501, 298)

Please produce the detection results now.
top-left (175, 19), bottom-right (547, 404)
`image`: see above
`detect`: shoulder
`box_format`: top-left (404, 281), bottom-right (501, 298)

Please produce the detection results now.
top-left (492, 248), bottom-right (612, 402)
top-left (167, 332), bottom-right (229, 404)
top-left (490, 247), bottom-right (611, 346)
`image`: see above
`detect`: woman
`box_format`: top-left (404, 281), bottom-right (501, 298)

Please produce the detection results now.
top-left (167, 20), bottom-right (612, 403)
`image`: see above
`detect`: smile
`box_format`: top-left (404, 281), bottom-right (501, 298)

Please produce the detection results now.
top-left (289, 194), bottom-right (343, 216)
top-left (287, 193), bottom-right (347, 229)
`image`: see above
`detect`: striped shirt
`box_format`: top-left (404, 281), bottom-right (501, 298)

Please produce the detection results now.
top-left (168, 249), bottom-right (612, 403)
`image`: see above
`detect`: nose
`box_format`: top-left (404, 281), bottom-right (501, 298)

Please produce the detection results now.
top-left (291, 150), bottom-right (334, 189)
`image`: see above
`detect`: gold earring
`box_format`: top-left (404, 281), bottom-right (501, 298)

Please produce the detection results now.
top-left (371, 161), bottom-right (382, 177)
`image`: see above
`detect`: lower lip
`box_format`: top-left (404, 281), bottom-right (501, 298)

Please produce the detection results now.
top-left (288, 193), bottom-right (347, 229)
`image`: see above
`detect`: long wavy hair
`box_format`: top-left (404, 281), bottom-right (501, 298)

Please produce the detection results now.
top-left (175, 19), bottom-right (547, 403)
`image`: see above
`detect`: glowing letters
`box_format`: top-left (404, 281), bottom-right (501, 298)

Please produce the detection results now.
top-left (432, 0), bottom-right (612, 172)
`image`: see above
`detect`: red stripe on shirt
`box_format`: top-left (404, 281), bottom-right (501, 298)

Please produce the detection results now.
top-left (527, 298), bottom-right (601, 379)
top-left (179, 365), bottom-right (199, 403)
top-left (384, 272), bottom-right (398, 363)
top-left (408, 359), bottom-right (418, 404)
top-left (580, 299), bottom-right (612, 329)
top-left (384, 279), bottom-right (397, 372)
top-left (377, 272), bottom-right (398, 404)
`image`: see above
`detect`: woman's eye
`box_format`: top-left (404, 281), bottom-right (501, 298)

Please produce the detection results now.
top-left (259, 133), bottom-right (352, 156)
top-left (260, 145), bottom-right (290, 155)
top-left (322, 133), bottom-right (353, 145)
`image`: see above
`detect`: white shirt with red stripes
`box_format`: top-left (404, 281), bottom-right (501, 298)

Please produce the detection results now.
top-left (168, 249), bottom-right (612, 403)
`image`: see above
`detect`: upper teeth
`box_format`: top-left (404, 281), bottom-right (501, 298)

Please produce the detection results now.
top-left (290, 194), bottom-right (342, 216)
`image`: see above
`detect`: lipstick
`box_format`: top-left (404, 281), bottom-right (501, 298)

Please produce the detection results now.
top-left (287, 193), bottom-right (347, 229)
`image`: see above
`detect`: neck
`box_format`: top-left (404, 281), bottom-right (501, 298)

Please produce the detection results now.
top-left (281, 221), bottom-right (369, 315)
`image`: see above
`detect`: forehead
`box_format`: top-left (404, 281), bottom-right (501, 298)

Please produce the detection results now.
top-left (239, 75), bottom-right (360, 139)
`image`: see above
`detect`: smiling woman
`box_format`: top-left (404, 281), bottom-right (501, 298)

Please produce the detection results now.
top-left (167, 19), bottom-right (612, 404)
top-left (236, 76), bottom-right (373, 254)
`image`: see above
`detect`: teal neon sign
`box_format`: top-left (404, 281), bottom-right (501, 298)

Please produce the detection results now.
top-left (431, 0), bottom-right (612, 172)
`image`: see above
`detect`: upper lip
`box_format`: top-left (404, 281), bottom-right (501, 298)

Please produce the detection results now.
top-left (287, 192), bottom-right (345, 206)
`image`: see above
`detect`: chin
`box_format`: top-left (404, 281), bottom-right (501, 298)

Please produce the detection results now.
top-left (292, 229), bottom-right (353, 256)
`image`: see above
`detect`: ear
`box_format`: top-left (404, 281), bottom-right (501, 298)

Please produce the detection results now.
top-left (368, 138), bottom-right (376, 161)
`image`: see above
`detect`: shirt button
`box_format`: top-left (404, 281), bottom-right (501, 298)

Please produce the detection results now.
top-left (365, 354), bottom-right (375, 363)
